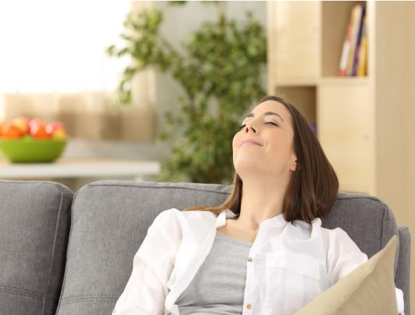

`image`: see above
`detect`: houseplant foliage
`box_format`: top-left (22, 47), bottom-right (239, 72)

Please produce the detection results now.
top-left (107, 1), bottom-right (266, 184)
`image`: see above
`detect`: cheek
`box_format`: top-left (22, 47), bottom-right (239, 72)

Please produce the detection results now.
top-left (232, 133), bottom-right (239, 150)
top-left (232, 134), bottom-right (240, 161)
top-left (266, 138), bottom-right (287, 156)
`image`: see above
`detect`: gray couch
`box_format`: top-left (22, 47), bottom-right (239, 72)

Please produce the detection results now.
top-left (0, 179), bottom-right (411, 315)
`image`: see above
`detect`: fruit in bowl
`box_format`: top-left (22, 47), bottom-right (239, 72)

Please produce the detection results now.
top-left (0, 116), bottom-right (68, 163)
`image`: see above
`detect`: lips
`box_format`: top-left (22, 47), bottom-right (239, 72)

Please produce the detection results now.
top-left (240, 139), bottom-right (263, 147)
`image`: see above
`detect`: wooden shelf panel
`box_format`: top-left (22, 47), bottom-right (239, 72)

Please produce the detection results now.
top-left (320, 77), bottom-right (370, 86)
top-left (274, 77), bottom-right (369, 87)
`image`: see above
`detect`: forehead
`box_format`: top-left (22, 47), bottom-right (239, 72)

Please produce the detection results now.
top-left (250, 100), bottom-right (292, 121)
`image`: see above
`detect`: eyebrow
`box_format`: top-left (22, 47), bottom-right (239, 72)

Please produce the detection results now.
top-left (244, 111), bottom-right (285, 123)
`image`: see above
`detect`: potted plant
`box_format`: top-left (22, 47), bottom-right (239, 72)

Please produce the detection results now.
top-left (107, 1), bottom-right (266, 184)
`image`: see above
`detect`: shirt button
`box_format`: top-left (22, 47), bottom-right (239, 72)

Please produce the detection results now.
top-left (247, 257), bottom-right (253, 262)
top-left (246, 303), bottom-right (252, 309)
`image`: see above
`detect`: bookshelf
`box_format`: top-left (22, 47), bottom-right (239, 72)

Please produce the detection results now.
top-left (268, 0), bottom-right (415, 307)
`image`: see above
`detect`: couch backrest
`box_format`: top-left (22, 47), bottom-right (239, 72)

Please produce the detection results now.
top-left (0, 179), bottom-right (408, 315)
top-left (54, 180), bottom-right (410, 315)
top-left (0, 180), bottom-right (73, 315)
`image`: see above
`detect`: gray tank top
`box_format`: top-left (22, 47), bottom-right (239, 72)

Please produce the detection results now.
top-left (176, 231), bottom-right (252, 315)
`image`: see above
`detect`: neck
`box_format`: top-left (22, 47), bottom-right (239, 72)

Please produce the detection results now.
top-left (233, 180), bottom-right (286, 231)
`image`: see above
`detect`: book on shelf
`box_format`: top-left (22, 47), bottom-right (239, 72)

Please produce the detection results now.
top-left (352, 4), bottom-right (366, 75)
top-left (346, 4), bottom-right (362, 76)
top-left (339, 4), bottom-right (367, 77)
top-left (339, 21), bottom-right (352, 76)
top-left (357, 14), bottom-right (368, 76)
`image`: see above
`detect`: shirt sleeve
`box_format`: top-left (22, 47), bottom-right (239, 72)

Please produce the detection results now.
top-left (112, 209), bottom-right (182, 315)
top-left (327, 228), bottom-right (404, 315)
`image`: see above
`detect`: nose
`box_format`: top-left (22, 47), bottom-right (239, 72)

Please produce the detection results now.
top-left (244, 120), bottom-right (258, 133)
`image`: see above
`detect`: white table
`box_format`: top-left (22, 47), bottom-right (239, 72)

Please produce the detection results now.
top-left (0, 158), bottom-right (161, 181)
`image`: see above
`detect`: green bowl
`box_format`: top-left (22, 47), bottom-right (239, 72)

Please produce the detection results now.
top-left (0, 136), bottom-right (67, 163)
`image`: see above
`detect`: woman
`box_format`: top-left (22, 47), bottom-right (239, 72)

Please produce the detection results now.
top-left (112, 95), bottom-right (404, 315)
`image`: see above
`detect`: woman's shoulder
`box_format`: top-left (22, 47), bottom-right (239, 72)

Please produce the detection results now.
top-left (290, 217), bottom-right (322, 237)
top-left (320, 225), bottom-right (367, 260)
top-left (292, 216), bottom-right (322, 228)
top-left (320, 225), bottom-right (354, 243)
top-left (289, 218), bottom-right (357, 249)
top-left (155, 208), bottom-right (218, 241)
top-left (320, 225), bottom-right (350, 246)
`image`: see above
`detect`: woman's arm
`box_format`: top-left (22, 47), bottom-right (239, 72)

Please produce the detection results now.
top-left (112, 210), bottom-right (182, 315)
top-left (112, 259), bottom-right (167, 315)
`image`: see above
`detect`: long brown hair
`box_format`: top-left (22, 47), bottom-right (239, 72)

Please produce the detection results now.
top-left (183, 95), bottom-right (339, 224)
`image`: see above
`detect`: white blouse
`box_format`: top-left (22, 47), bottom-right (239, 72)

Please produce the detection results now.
top-left (112, 208), bottom-right (405, 315)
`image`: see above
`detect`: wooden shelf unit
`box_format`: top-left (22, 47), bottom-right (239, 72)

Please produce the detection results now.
top-left (267, 1), bottom-right (415, 197)
top-left (268, 0), bottom-right (415, 305)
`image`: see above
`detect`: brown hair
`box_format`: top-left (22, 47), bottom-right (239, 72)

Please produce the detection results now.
top-left (183, 95), bottom-right (339, 224)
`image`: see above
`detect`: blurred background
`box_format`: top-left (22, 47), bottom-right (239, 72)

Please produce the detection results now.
top-left (0, 0), bottom-right (414, 304)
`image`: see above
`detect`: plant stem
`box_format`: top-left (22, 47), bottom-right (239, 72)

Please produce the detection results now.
top-left (217, 2), bottom-right (226, 26)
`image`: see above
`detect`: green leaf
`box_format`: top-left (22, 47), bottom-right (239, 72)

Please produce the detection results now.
top-left (105, 45), bottom-right (116, 56)
top-left (117, 47), bottom-right (130, 58)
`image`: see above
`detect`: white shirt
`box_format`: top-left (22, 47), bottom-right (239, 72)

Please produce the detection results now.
top-left (112, 208), bottom-right (405, 315)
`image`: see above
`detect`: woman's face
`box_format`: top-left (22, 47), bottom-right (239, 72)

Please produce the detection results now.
top-left (232, 100), bottom-right (298, 181)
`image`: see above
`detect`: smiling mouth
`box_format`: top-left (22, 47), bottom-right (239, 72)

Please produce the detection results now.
top-left (241, 141), bottom-right (262, 147)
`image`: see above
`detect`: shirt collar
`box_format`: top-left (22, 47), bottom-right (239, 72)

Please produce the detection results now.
top-left (215, 209), bottom-right (237, 228)
top-left (259, 212), bottom-right (287, 228)
top-left (215, 209), bottom-right (288, 229)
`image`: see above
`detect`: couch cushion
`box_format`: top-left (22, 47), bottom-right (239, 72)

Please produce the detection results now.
top-left (0, 180), bottom-right (73, 315)
top-left (295, 235), bottom-right (399, 315)
top-left (323, 192), bottom-right (400, 275)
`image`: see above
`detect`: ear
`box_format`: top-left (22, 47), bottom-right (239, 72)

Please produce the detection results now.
top-left (290, 159), bottom-right (300, 172)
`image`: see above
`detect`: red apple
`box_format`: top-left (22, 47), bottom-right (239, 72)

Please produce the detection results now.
top-left (46, 122), bottom-right (67, 140)
top-left (1, 121), bottom-right (23, 139)
top-left (29, 119), bottom-right (51, 139)
top-left (11, 116), bottom-right (31, 135)
top-left (29, 118), bottom-right (44, 130)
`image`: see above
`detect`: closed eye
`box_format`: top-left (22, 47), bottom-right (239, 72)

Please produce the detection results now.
top-left (239, 122), bottom-right (279, 129)
top-left (266, 122), bottom-right (279, 127)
